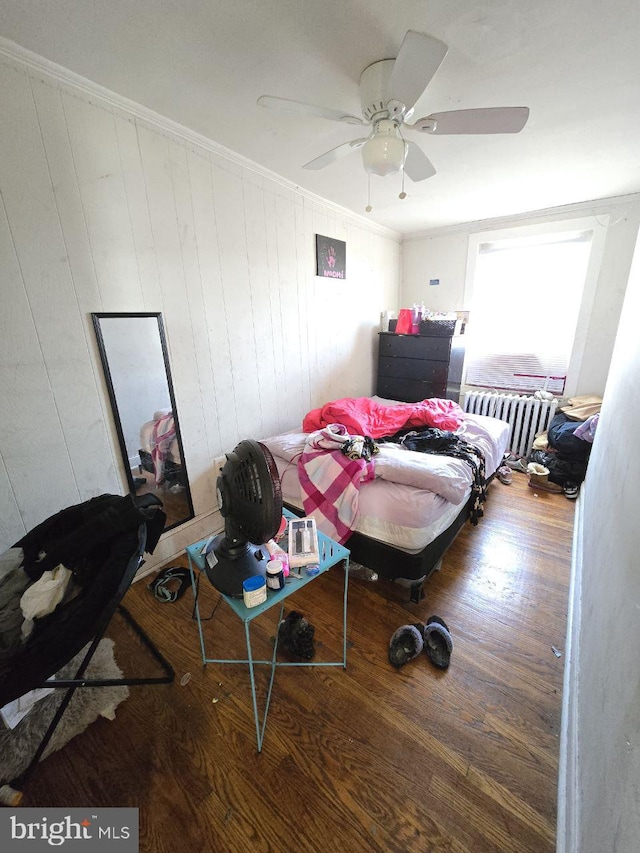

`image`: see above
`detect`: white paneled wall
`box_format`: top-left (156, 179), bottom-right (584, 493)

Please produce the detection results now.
top-left (0, 51), bottom-right (400, 562)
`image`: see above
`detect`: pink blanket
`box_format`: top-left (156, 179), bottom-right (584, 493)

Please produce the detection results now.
top-left (302, 397), bottom-right (464, 438)
top-left (151, 413), bottom-right (176, 485)
top-left (298, 425), bottom-right (375, 544)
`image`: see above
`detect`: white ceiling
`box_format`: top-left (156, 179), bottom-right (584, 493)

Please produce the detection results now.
top-left (2, 0), bottom-right (640, 235)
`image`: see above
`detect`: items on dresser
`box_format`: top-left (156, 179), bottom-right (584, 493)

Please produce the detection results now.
top-left (376, 332), bottom-right (465, 403)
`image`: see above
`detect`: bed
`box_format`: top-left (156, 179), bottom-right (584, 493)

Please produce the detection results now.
top-left (261, 396), bottom-right (510, 600)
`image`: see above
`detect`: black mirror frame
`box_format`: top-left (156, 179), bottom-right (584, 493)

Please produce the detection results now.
top-left (91, 311), bottom-right (195, 532)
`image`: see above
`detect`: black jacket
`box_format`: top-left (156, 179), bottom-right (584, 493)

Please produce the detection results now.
top-left (0, 494), bottom-right (166, 706)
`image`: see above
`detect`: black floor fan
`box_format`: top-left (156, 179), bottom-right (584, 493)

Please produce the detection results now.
top-left (206, 440), bottom-right (283, 597)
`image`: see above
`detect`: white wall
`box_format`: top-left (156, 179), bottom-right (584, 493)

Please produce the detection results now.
top-left (558, 222), bottom-right (640, 852)
top-left (402, 198), bottom-right (640, 397)
top-left (0, 50), bottom-right (400, 566)
top-left (403, 231), bottom-right (469, 312)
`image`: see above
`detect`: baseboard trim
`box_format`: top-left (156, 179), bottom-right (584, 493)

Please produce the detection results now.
top-left (134, 508), bottom-right (222, 582)
top-left (557, 490), bottom-right (584, 852)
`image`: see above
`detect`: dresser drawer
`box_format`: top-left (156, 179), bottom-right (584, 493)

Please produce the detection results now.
top-left (376, 376), bottom-right (447, 403)
top-left (379, 333), bottom-right (451, 361)
top-left (378, 357), bottom-right (448, 383)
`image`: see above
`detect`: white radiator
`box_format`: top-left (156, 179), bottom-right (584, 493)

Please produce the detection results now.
top-left (463, 391), bottom-right (558, 458)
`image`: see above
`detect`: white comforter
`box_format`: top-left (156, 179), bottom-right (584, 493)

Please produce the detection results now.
top-left (262, 413), bottom-right (509, 507)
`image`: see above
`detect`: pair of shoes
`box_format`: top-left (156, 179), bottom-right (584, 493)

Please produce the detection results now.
top-left (504, 454), bottom-right (528, 473)
top-left (278, 611), bottom-right (316, 659)
top-left (388, 616), bottom-right (453, 670)
top-left (148, 566), bottom-right (191, 603)
top-left (563, 482), bottom-right (579, 500)
top-left (527, 462), bottom-right (563, 493)
top-left (496, 465), bottom-right (513, 485)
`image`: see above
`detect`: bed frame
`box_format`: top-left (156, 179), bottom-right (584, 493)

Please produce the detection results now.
top-left (284, 473), bottom-right (494, 604)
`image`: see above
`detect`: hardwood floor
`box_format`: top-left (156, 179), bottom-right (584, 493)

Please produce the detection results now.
top-left (22, 473), bottom-right (574, 852)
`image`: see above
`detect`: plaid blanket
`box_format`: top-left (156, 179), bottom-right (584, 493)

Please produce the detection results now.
top-left (297, 425), bottom-right (375, 544)
top-left (151, 413), bottom-right (176, 485)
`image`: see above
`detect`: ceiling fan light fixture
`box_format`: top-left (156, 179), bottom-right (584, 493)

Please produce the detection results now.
top-left (362, 120), bottom-right (406, 176)
top-left (260, 30), bottom-right (528, 190)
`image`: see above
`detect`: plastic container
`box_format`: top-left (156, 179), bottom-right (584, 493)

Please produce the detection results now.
top-left (280, 554), bottom-right (290, 577)
top-left (265, 539), bottom-right (289, 576)
top-left (242, 575), bottom-right (267, 608)
top-left (266, 559), bottom-right (285, 591)
top-left (411, 305), bottom-right (421, 334)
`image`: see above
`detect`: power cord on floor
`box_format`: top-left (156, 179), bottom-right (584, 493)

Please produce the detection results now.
top-left (191, 571), bottom-right (222, 622)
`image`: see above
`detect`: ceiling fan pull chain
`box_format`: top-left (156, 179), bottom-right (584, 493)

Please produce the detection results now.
top-left (365, 173), bottom-right (372, 212)
top-left (399, 150), bottom-right (407, 200)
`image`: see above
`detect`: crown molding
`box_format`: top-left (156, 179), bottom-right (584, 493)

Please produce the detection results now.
top-left (403, 192), bottom-right (640, 242)
top-left (0, 36), bottom-right (401, 243)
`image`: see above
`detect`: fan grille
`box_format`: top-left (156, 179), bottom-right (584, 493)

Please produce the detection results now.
top-left (221, 440), bottom-right (282, 544)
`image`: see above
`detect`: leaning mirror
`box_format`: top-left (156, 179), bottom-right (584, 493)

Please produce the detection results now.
top-left (92, 312), bottom-right (194, 531)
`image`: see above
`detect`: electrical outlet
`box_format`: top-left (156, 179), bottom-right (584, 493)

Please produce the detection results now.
top-left (213, 455), bottom-right (226, 486)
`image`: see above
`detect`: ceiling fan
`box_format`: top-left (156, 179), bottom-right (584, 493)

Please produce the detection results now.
top-left (258, 30), bottom-right (529, 185)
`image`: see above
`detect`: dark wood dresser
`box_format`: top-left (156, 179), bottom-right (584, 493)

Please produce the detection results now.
top-left (376, 332), bottom-right (465, 403)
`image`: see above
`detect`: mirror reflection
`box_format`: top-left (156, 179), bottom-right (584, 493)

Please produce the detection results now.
top-left (92, 312), bottom-right (194, 531)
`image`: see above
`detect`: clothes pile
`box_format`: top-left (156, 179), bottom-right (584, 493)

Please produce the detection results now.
top-left (528, 394), bottom-right (602, 498)
top-left (0, 494), bottom-right (166, 707)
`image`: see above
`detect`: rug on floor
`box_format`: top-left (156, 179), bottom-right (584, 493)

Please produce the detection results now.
top-left (0, 638), bottom-right (129, 781)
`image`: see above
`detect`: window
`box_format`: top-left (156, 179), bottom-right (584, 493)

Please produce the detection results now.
top-left (464, 230), bottom-right (593, 394)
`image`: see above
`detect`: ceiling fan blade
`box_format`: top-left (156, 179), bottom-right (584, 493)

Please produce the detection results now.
top-left (403, 141), bottom-right (437, 182)
top-left (303, 138), bottom-right (368, 170)
top-left (257, 95), bottom-right (365, 126)
top-left (389, 30), bottom-right (448, 113)
top-left (411, 107), bottom-right (530, 135)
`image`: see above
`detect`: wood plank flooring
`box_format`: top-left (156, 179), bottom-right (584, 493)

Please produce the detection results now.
top-left (22, 472), bottom-right (574, 852)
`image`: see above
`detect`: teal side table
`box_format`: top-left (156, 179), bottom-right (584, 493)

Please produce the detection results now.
top-left (185, 511), bottom-right (350, 752)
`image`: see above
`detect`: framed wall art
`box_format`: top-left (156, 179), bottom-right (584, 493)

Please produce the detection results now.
top-left (315, 234), bottom-right (346, 280)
